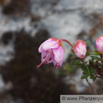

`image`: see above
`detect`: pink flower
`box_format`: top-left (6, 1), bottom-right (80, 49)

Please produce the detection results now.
top-left (37, 38), bottom-right (64, 68)
top-left (96, 36), bottom-right (103, 52)
top-left (73, 40), bottom-right (87, 58)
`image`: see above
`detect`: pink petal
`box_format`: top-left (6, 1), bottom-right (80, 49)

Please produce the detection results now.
top-left (52, 47), bottom-right (64, 68)
top-left (38, 39), bottom-right (59, 53)
top-left (38, 39), bottom-right (52, 52)
top-left (41, 50), bottom-right (53, 63)
top-left (37, 50), bottom-right (53, 68)
top-left (42, 41), bottom-right (59, 51)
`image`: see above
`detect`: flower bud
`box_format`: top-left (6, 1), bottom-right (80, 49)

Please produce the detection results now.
top-left (73, 40), bottom-right (87, 58)
top-left (96, 36), bottom-right (103, 52)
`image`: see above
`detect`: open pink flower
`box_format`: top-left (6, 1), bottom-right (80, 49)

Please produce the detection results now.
top-left (37, 38), bottom-right (64, 68)
top-left (73, 40), bottom-right (87, 58)
top-left (96, 36), bottom-right (103, 52)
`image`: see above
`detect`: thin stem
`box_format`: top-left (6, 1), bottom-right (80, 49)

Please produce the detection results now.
top-left (96, 75), bottom-right (101, 79)
top-left (61, 39), bottom-right (73, 48)
top-left (100, 54), bottom-right (102, 59)
top-left (86, 78), bottom-right (96, 94)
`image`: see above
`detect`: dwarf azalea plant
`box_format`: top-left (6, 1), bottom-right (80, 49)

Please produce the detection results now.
top-left (37, 35), bottom-right (103, 93)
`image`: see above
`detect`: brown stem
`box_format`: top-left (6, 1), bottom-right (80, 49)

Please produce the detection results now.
top-left (81, 58), bottom-right (85, 62)
top-left (61, 39), bottom-right (73, 48)
top-left (86, 78), bottom-right (96, 94)
top-left (81, 59), bottom-right (96, 94)
top-left (96, 76), bottom-right (101, 79)
top-left (100, 54), bottom-right (102, 59)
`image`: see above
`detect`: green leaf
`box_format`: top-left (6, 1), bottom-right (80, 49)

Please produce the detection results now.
top-left (94, 48), bottom-right (97, 51)
top-left (88, 65), bottom-right (96, 74)
top-left (89, 59), bottom-right (95, 63)
top-left (90, 75), bottom-right (96, 81)
top-left (81, 74), bottom-right (89, 79)
top-left (83, 72), bottom-right (89, 76)
top-left (65, 63), bottom-right (71, 71)
top-left (59, 70), bottom-right (66, 75)
top-left (91, 69), bottom-right (96, 74)
top-left (71, 60), bottom-right (80, 65)
top-left (88, 65), bottom-right (92, 74)
top-left (98, 63), bottom-right (102, 67)
top-left (70, 66), bottom-right (76, 72)
top-left (71, 53), bottom-right (77, 58)
top-left (90, 56), bottom-right (102, 61)
top-left (71, 52), bottom-right (76, 55)
top-left (71, 55), bottom-right (77, 59)
top-left (81, 66), bottom-right (88, 73)
top-left (90, 75), bottom-right (93, 79)
top-left (85, 41), bottom-right (90, 46)
top-left (93, 77), bottom-right (96, 81)
top-left (86, 52), bottom-right (90, 56)
top-left (91, 52), bottom-right (100, 55)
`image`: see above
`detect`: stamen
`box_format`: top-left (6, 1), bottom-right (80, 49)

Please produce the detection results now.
top-left (37, 49), bottom-right (52, 68)
top-left (37, 62), bottom-right (43, 68)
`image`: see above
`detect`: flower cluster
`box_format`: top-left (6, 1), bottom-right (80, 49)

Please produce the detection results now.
top-left (37, 35), bottom-right (103, 69)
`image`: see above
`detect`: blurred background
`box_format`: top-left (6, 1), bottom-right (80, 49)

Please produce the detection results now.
top-left (0, 0), bottom-right (103, 103)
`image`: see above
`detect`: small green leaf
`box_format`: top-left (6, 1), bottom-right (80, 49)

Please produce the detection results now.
top-left (88, 65), bottom-right (96, 74)
top-left (86, 52), bottom-right (90, 56)
top-left (81, 74), bottom-right (89, 79)
top-left (90, 56), bottom-right (102, 61)
top-left (91, 69), bottom-right (96, 74)
top-left (81, 66), bottom-right (88, 73)
top-left (98, 63), bottom-right (102, 67)
top-left (91, 52), bottom-right (100, 55)
top-left (90, 75), bottom-right (96, 81)
top-left (65, 63), bottom-right (71, 71)
top-left (94, 48), bottom-right (97, 51)
top-left (71, 53), bottom-right (77, 58)
top-left (70, 66), bottom-right (76, 72)
top-left (71, 55), bottom-right (77, 59)
top-left (89, 59), bottom-right (95, 63)
top-left (85, 41), bottom-right (90, 46)
top-left (90, 75), bottom-right (94, 79)
top-left (71, 60), bottom-right (80, 65)
top-left (59, 70), bottom-right (66, 75)
top-left (83, 72), bottom-right (88, 75)
top-left (88, 65), bottom-right (92, 74)
top-left (93, 77), bottom-right (96, 81)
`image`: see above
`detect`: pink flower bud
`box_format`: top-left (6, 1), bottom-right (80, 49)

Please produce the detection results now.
top-left (73, 40), bottom-right (87, 58)
top-left (96, 36), bottom-right (103, 52)
top-left (37, 38), bottom-right (65, 68)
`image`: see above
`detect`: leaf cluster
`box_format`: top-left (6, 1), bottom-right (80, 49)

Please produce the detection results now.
top-left (69, 41), bottom-right (103, 81)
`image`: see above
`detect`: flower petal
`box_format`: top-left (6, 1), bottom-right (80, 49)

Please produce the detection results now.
top-left (41, 50), bottom-right (53, 63)
top-left (42, 41), bottom-right (59, 51)
top-left (52, 47), bottom-right (64, 68)
top-left (38, 39), bottom-right (52, 52)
